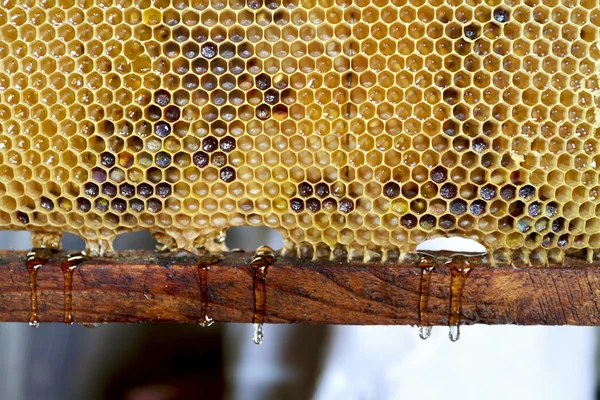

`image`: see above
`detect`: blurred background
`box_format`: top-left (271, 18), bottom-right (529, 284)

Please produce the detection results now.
top-left (0, 229), bottom-right (596, 400)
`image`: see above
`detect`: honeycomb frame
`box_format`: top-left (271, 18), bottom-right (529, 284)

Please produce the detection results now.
top-left (0, 0), bottom-right (599, 261)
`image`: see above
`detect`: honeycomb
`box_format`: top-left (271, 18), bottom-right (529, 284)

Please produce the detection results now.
top-left (1, 0), bottom-right (600, 262)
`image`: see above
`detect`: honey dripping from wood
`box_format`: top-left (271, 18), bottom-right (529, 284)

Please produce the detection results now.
top-left (250, 246), bottom-right (276, 345)
top-left (198, 265), bottom-right (214, 327)
top-left (418, 255), bottom-right (436, 340)
top-left (416, 251), bottom-right (482, 341)
top-left (61, 253), bottom-right (86, 325)
top-left (448, 257), bottom-right (475, 342)
top-left (26, 248), bottom-right (55, 328)
top-left (194, 249), bottom-right (223, 327)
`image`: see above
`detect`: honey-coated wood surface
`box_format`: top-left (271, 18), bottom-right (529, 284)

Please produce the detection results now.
top-left (0, 250), bottom-right (599, 326)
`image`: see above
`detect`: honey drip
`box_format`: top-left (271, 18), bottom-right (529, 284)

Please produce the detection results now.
top-left (198, 265), bottom-right (214, 327)
top-left (26, 248), bottom-right (54, 328)
top-left (448, 264), bottom-right (473, 342)
top-left (61, 253), bottom-right (86, 325)
top-left (250, 246), bottom-right (276, 345)
top-left (418, 255), bottom-right (435, 340)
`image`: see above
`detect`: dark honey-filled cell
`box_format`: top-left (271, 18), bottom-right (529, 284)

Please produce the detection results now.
top-left (0, 0), bottom-right (598, 261)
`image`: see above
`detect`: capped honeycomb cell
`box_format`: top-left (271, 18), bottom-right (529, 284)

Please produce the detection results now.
top-left (1, 0), bottom-right (600, 263)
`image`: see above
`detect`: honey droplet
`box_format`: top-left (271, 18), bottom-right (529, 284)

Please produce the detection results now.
top-left (418, 255), bottom-right (435, 340)
top-left (419, 326), bottom-right (432, 340)
top-left (448, 265), bottom-right (472, 342)
top-left (198, 265), bottom-right (214, 328)
top-left (251, 246), bottom-right (276, 345)
top-left (61, 253), bottom-right (86, 325)
top-left (26, 248), bottom-right (55, 328)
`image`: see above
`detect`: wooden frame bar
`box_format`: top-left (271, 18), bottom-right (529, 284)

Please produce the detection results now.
top-left (0, 250), bottom-right (599, 326)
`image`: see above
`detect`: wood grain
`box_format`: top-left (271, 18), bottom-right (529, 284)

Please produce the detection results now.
top-left (1, 250), bottom-right (599, 325)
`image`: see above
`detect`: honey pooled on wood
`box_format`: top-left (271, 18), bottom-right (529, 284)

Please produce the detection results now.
top-left (0, 0), bottom-right (599, 262)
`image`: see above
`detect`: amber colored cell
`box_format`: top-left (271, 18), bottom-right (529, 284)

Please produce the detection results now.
top-left (0, 0), bottom-right (599, 263)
